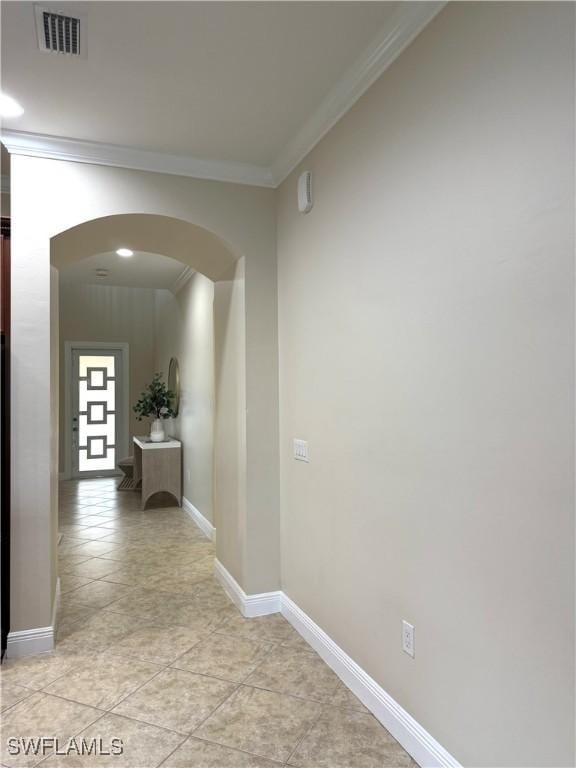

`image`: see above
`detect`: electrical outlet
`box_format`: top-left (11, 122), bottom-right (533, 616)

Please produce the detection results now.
top-left (402, 620), bottom-right (415, 658)
top-left (293, 439), bottom-right (309, 462)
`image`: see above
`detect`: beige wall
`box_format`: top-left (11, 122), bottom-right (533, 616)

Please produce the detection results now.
top-left (276, 3), bottom-right (574, 766)
top-left (154, 273), bottom-right (215, 521)
top-left (49, 268), bottom-right (59, 605)
top-left (58, 282), bottom-right (157, 472)
top-left (9, 160), bottom-right (53, 632)
top-left (214, 260), bottom-right (247, 584)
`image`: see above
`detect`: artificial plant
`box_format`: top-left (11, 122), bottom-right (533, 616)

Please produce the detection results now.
top-left (133, 373), bottom-right (176, 421)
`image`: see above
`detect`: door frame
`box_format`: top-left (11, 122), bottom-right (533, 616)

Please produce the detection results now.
top-left (63, 341), bottom-right (130, 480)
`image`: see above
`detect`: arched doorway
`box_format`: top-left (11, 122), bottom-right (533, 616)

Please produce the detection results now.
top-left (7, 154), bottom-right (279, 655)
top-left (51, 213), bottom-right (240, 280)
top-left (51, 211), bottom-right (246, 622)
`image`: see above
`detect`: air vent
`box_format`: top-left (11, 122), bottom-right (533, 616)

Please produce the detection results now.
top-left (34, 6), bottom-right (83, 56)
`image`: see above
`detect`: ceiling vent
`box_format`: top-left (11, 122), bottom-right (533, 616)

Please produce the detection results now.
top-left (34, 6), bottom-right (83, 57)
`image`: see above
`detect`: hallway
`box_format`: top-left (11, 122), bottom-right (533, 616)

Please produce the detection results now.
top-left (1, 479), bottom-right (415, 767)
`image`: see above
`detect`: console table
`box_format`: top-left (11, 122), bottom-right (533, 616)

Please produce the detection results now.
top-left (132, 436), bottom-right (182, 510)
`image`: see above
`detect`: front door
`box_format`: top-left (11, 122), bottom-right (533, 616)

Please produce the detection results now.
top-left (71, 348), bottom-right (124, 478)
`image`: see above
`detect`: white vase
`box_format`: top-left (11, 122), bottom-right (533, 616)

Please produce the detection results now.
top-left (150, 418), bottom-right (165, 442)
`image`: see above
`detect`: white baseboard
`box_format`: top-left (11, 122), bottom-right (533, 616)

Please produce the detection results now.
top-left (280, 595), bottom-right (461, 768)
top-left (7, 625), bottom-right (54, 658)
top-left (182, 497), bottom-right (216, 541)
top-left (214, 559), bottom-right (282, 618)
top-left (211, 558), bottom-right (460, 768)
top-left (7, 577), bottom-right (60, 659)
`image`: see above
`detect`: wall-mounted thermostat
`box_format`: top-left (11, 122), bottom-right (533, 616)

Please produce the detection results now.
top-left (298, 171), bottom-right (313, 214)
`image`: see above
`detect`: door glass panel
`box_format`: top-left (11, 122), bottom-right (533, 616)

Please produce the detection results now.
top-left (89, 369), bottom-right (105, 388)
top-left (79, 415), bottom-right (115, 444)
top-left (79, 380), bottom-right (115, 411)
top-left (79, 449), bottom-right (116, 473)
top-left (79, 355), bottom-right (115, 376)
top-left (77, 353), bottom-right (117, 472)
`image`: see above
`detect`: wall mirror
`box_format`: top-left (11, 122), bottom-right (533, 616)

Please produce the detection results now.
top-left (168, 357), bottom-right (180, 417)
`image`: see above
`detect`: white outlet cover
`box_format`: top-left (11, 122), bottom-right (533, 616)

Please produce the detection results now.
top-left (402, 620), bottom-right (415, 658)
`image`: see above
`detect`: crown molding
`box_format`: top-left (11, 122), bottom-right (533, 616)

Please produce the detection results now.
top-left (1, 3), bottom-right (444, 190)
top-left (270, 1), bottom-right (447, 185)
top-left (0, 130), bottom-right (275, 188)
top-left (171, 266), bottom-right (195, 295)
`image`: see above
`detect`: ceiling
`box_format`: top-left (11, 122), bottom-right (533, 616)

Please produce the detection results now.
top-left (59, 250), bottom-right (190, 291)
top-left (1, 2), bottom-right (398, 165)
top-left (0, 2), bottom-right (443, 184)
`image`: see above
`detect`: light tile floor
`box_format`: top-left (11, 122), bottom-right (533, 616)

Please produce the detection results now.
top-left (1, 478), bottom-right (417, 768)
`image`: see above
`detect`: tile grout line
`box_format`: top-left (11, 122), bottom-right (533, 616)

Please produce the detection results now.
top-left (33, 711), bottom-right (110, 768)
top-left (283, 700), bottom-right (327, 767)
top-left (154, 738), bottom-right (190, 768)
top-left (182, 734), bottom-right (290, 767)
top-left (102, 662), bottom-right (172, 712)
top-left (186, 679), bottom-right (243, 736)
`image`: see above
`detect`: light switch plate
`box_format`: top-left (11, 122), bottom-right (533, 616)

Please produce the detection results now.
top-left (293, 439), bottom-right (309, 462)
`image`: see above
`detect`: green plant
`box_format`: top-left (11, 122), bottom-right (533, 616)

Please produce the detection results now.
top-left (133, 373), bottom-right (176, 421)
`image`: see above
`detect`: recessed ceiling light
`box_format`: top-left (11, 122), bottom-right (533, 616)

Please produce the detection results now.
top-left (116, 248), bottom-right (134, 258)
top-left (0, 92), bottom-right (24, 118)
